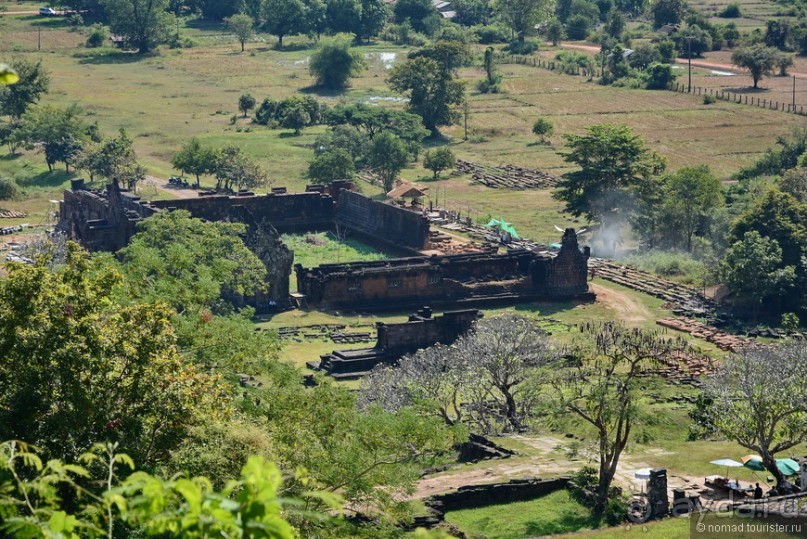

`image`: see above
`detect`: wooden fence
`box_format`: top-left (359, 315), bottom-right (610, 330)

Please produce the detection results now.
top-left (497, 54), bottom-right (807, 116)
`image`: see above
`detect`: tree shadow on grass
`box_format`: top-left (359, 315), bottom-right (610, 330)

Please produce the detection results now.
top-left (299, 85), bottom-right (347, 98)
top-left (0, 153), bottom-right (23, 162)
top-left (513, 300), bottom-right (591, 317)
top-left (76, 50), bottom-right (156, 65)
top-left (523, 510), bottom-right (604, 536)
top-left (16, 170), bottom-right (71, 189)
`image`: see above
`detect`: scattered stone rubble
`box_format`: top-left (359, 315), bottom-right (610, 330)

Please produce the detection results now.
top-left (657, 318), bottom-right (753, 353)
top-left (455, 159), bottom-right (561, 190)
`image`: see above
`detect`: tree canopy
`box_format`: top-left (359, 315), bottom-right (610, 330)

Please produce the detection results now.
top-left (102, 0), bottom-right (172, 53)
top-left (0, 59), bottom-right (50, 121)
top-left (309, 33), bottom-right (366, 89)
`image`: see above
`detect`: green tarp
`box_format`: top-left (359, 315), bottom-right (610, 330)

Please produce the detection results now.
top-left (484, 217), bottom-right (520, 239)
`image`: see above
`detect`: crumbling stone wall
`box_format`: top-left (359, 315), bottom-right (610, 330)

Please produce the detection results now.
top-left (312, 308), bottom-right (480, 378)
top-left (335, 190), bottom-right (429, 250)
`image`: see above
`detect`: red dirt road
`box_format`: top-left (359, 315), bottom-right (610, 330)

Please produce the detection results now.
top-left (557, 42), bottom-right (807, 79)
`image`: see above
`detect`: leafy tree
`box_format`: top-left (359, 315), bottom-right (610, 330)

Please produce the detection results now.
top-left (102, 0), bottom-right (172, 53)
top-left (357, 0), bottom-right (389, 41)
top-left (80, 129), bottom-right (145, 191)
top-left (549, 323), bottom-right (688, 511)
top-left (674, 24), bottom-right (712, 58)
top-left (369, 131), bottom-right (410, 191)
top-left (0, 59), bottom-right (50, 121)
top-left (566, 13), bottom-right (594, 40)
top-left (281, 103), bottom-right (310, 135)
top-left (704, 341), bottom-right (807, 490)
top-left (423, 146), bottom-right (456, 179)
top-left (314, 125), bottom-right (370, 166)
top-left (732, 44), bottom-right (778, 88)
top-left (394, 0), bottom-right (439, 35)
top-left (495, 0), bottom-right (553, 42)
top-left (738, 127), bottom-right (807, 179)
top-left (452, 0), bottom-right (491, 25)
top-left (307, 148), bottom-right (356, 182)
top-left (604, 9), bottom-right (624, 37)
top-left (650, 0), bottom-right (687, 29)
top-left (325, 103), bottom-right (429, 144)
top-left (532, 117), bottom-right (553, 142)
top-left (15, 104), bottom-right (88, 172)
top-left (644, 62), bottom-right (676, 89)
top-left (227, 13), bottom-right (255, 51)
top-left (0, 246), bottom-right (227, 465)
top-left (553, 123), bottom-right (666, 252)
top-left (119, 210), bottom-right (268, 314)
top-left (172, 137), bottom-right (218, 186)
top-left (309, 33), bottom-right (366, 89)
top-left (720, 231), bottom-right (796, 319)
top-left (239, 92), bottom-right (257, 117)
top-left (776, 53), bottom-right (793, 76)
top-left (546, 18), bottom-right (565, 45)
top-left (719, 2), bottom-right (741, 17)
top-left (304, 0), bottom-right (328, 38)
top-left (779, 167), bottom-right (807, 203)
top-left (86, 23), bottom-right (108, 47)
top-left (660, 165), bottom-right (722, 251)
top-left (213, 145), bottom-right (269, 190)
top-left (262, 0), bottom-right (306, 48)
top-left (388, 56), bottom-right (466, 135)
top-left (764, 19), bottom-right (792, 51)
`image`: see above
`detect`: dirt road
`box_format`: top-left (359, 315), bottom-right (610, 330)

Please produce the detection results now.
top-left (415, 434), bottom-right (732, 504)
top-left (589, 283), bottom-right (653, 323)
top-left (557, 42), bottom-right (807, 79)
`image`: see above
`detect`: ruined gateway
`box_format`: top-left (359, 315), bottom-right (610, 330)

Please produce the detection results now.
top-left (57, 179), bottom-right (593, 313)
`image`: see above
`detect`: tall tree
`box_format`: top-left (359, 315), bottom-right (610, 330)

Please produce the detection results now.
top-left (494, 0), bottom-right (553, 42)
top-left (309, 33), bottom-right (366, 89)
top-left (172, 137), bottom-right (218, 187)
top-left (394, 0), bottom-right (439, 35)
top-left (368, 131), bottom-right (410, 191)
top-left (0, 245), bottom-right (227, 464)
top-left (659, 165), bottom-right (723, 251)
top-left (307, 148), bottom-right (356, 183)
top-left (119, 210), bottom-right (268, 314)
top-left (357, 0), bottom-right (389, 41)
top-left (213, 145), bottom-right (269, 191)
top-left (81, 129), bottom-right (146, 191)
top-left (238, 93), bottom-right (257, 116)
top-left (0, 59), bottom-right (50, 121)
top-left (262, 0), bottom-right (306, 48)
top-left (387, 56), bottom-right (465, 135)
top-left (15, 104), bottom-right (87, 172)
top-left (705, 341), bottom-right (807, 490)
top-left (550, 323), bottom-right (688, 511)
top-left (227, 13), bottom-right (255, 51)
top-left (102, 0), bottom-right (172, 53)
top-left (553, 123), bottom-right (665, 252)
top-left (720, 231), bottom-right (797, 319)
top-left (732, 45), bottom-right (778, 88)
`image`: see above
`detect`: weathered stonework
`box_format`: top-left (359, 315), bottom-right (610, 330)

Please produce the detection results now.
top-left (310, 307), bottom-right (481, 378)
top-left (58, 180), bottom-right (592, 313)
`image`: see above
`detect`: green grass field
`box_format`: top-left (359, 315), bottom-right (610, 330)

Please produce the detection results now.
top-left (445, 490), bottom-right (605, 539)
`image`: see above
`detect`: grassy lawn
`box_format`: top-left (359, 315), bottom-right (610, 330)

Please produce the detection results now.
top-left (565, 517), bottom-right (690, 539)
top-left (282, 231), bottom-right (394, 273)
top-left (445, 490), bottom-right (605, 539)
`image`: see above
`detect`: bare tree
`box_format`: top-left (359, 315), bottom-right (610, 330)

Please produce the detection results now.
top-left (459, 314), bottom-right (552, 431)
top-left (550, 322), bottom-right (689, 511)
top-left (359, 343), bottom-right (471, 426)
top-left (705, 341), bottom-right (807, 491)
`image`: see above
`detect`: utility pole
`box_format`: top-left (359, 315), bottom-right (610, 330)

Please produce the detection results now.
top-left (686, 36), bottom-right (694, 93)
top-left (793, 75), bottom-right (797, 110)
top-left (38, 26), bottom-right (41, 51)
top-left (463, 101), bottom-right (469, 141)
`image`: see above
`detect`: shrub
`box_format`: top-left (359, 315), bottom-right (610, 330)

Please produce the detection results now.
top-left (703, 94), bottom-right (716, 104)
top-left (505, 39), bottom-right (539, 54)
top-left (0, 177), bottom-right (19, 200)
top-left (625, 251), bottom-right (705, 282)
top-left (473, 24), bottom-right (510, 44)
top-left (644, 62), bottom-right (676, 89)
top-left (719, 2), bottom-right (742, 18)
top-left (309, 33), bottom-right (365, 90)
top-left (566, 14), bottom-right (595, 40)
top-left (85, 24), bottom-right (107, 48)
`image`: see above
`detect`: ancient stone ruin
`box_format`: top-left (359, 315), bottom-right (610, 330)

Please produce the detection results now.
top-left (310, 307), bottom-right (480, 379)
top-left (58, 180), bottom-right (593, 313)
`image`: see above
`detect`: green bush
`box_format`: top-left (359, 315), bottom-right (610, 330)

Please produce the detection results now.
top-left (473, 24), bottom-right (509, 44)
top-left (703, 94), bottom-right (716, 104)
top-left (505, 39), bottom-right (540, 54)
top-left (0, 177), bottom-right (19, 200)
top-left (720, 2), bottom-right (742, 17)
top-left (85, 24), bottom-right (107, 48)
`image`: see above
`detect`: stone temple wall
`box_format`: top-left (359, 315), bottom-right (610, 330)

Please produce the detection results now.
top-left (335, 190), bottom-right (430, 250)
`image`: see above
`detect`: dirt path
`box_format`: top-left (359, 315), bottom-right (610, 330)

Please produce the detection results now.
top-left (415, 434), bottom-right (733, 503)
top-left (557, 42), bottom-right (807, 79)
top-left (1, 11), bottom-right (39, 15)
top-left (589, 283), bottom-right (653, 323)
top-left (143, 176), bottom-right (199, 199)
